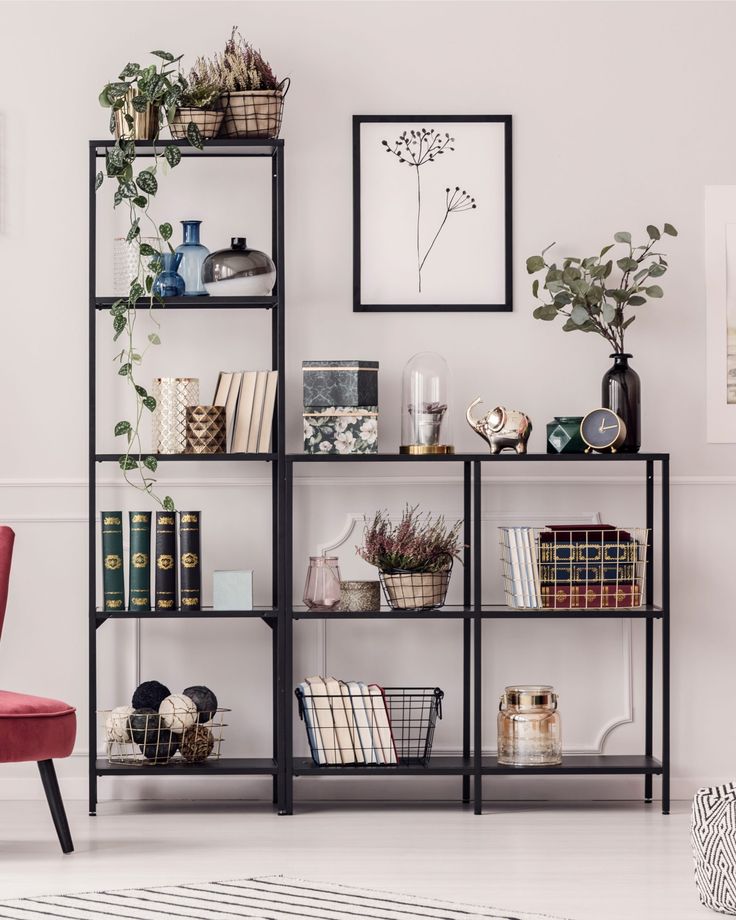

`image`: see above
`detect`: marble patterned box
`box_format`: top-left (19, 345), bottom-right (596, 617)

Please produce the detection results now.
top-left (303, 407), bottom-right (378, 454)
top-left (302, 360), bottom-right (379, 408)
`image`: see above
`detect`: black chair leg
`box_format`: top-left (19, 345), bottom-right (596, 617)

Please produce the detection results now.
top-left (37, 760), bottom-right (73, 854)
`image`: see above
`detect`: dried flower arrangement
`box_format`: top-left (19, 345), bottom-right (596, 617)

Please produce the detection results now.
top-left (357, 506), bottom-right (463, 574)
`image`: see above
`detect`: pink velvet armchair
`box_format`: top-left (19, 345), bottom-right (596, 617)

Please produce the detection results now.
top-left (0, 526), bottom-right (76, 852)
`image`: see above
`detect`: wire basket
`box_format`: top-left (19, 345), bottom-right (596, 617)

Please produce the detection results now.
top-left (296, 685), bottom-right (443, 767)
top-left (169, 107), bottom-right (224, 141)
top-left (99, 707), bottom-right (229, 765)
top-left (216, 79), bottom-right (289, 139)
top-left (499, 526), bottom-right (649, 610)
top-left (379, 561), bottom-right (452, 611)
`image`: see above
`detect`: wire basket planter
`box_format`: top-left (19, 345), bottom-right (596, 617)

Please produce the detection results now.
top-left (379, 561), bottom-right (453, 611)
top-left (169, 107), bottom-right (224, 141)
top-left (99, 707), bottom-right (229, 766)
top-left (499, 526), bottom-right (649, 610)
top-left (296, 686), bottom-right (443, 767)
top-left (215, 79), bottom-right (290, 139)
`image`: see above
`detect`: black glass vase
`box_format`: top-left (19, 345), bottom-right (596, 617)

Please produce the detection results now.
top-left (602, 353), bottom-right (640, 452)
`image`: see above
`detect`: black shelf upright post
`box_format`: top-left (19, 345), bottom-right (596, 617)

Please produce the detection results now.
top-left (473, 460), bottom-right (483, 815)
top-left (661, 456), bottom-right (670, 814)
top-left (645, 459), bottom-right (654, 804)
top-left (462, 461), bottom-right (472, 804)
top-left (88, 143), bottom-right (98, 818)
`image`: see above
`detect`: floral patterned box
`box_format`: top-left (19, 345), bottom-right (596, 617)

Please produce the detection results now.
top-left (303, 407), bottom-right (378, 454)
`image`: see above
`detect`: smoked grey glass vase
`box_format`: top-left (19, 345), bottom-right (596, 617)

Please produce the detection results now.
top-left (602, 353), bottom-right (640, 453)
top-left (202, 237), bottom-right (276, 296)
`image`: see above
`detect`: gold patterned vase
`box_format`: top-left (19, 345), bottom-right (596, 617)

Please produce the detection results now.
top-left (152, 378), bottom-right (199, 454)
top-left (185, 405), bottom-right (226, 454)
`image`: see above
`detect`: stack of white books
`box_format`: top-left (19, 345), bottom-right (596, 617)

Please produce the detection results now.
top-left (297, 676), bottom-right (399, 766)
top-left (499, 526), bottom-right (542, 609)
top-left (213, 370), bottom-right (278, 453)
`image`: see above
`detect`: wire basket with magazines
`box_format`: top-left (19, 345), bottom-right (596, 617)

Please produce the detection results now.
top-left (295, 683), bottom-right (443, 767)
top-left (498, 525), bottom-right (649, 610)
top-left (99, 707), bottom-right (229, 765)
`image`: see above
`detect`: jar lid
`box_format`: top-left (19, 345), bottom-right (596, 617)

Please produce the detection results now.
top-left (504, 685), bottom-right (557, 707)
top-left (309, 555), bottom-right (339, 564)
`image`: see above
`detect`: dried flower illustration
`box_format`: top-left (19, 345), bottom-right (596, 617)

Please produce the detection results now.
top-left (381, 129), bottom-right (477, 292)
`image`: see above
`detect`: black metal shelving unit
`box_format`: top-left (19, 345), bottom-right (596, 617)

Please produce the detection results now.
top-left (88, 138), bottom-right (286, 812)
top-left (281, 452), bottom-right (669, 816)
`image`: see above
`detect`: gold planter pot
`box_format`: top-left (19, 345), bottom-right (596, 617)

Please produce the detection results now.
top-left (113, 90), bottom-right (160, 141)
top-left (185, 405), bottom-right (226, 454)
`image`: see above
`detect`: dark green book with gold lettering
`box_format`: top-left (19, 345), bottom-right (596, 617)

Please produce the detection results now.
top-left (179, 511), bottom-right (201, 610)
top-left (101, 511), bottom-right (124, 611)
top-left (154, 511), bottom-right (178, 611)
top-left (128, 511), bottom-right (151, 611)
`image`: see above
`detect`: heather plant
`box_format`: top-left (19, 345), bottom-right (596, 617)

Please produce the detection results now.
top-left (357, 506), bottom-right (463, 573)
top-left (193, 27), bottom-right (280, 94)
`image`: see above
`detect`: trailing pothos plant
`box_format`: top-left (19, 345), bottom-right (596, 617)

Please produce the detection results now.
top-left (526, 223), bottom-right (678, 353)
top-left (97, 50), bottom-right (206, 511)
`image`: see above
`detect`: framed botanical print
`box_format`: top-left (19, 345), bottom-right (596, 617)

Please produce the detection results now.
top-left (353, 114), bottom-right (512, 312)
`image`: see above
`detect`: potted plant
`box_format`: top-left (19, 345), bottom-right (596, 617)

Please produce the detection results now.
top-left (195, 27), bottom-right (289, 139)
top-left (357, 506), bottom-right (463, 611)
top-left (99, 52), bottom-right (186, 141)
top-left (170, 66), bottom-right (224, 142)
top-left (526, 223), bottom-right (678, 452)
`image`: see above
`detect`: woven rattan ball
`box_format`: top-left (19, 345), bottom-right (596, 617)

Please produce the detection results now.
top-left (181, 726), bottom-right (215, 763)
top-left (132, 680), bottom-right (171, 711)
top-left (159, 694), bottom-right (198, 734)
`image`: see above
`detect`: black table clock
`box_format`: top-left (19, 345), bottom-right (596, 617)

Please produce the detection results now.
top-left (580, 408), bottom-right (627, 453)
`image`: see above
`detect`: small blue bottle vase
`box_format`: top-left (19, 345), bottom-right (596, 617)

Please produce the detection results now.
top-left (176, 220), bottom-right (210, 296)
top-left (152, 252), bottom-right (185, 297)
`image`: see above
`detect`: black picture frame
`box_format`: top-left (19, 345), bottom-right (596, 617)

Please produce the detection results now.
top-left (353, 114), bottom-right (512, 313)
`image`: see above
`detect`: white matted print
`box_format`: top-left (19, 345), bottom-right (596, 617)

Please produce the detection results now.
top-left (705, 186), bottom-right (736, 441)
top-left (353, 116), bottom-right (512, 312)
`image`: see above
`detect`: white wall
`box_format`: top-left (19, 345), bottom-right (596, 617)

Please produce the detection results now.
top-left (0, 0), bottom-right (733, 803)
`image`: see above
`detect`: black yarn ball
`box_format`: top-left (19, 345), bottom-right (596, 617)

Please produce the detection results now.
top-left (182, 685), bottom-right (218, 723)
top-left (132, 680), bottom-right (171, 711)
top-left (140, 729), bottom-right (180, 763)
top-left (129, 709), bottom-right (161, 746)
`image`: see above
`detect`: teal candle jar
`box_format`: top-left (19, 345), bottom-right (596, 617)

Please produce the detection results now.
top-left (546, 416), bottom-right (585, 454)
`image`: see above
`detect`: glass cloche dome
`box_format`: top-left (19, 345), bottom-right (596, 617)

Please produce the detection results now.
top-left (400, 352), bottom-right (454, 454)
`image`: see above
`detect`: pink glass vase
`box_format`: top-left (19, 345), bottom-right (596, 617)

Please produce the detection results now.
top-left (303, 556), bottom-right (341, 610)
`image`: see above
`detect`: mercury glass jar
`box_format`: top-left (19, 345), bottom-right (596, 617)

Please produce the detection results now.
top-left (303, 556), bottom-right (342, 610)
top-left (497, 685), bottom-right (562, 765)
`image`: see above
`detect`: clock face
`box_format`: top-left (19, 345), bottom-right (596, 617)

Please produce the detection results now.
top-left (580, 409), bottom-right (626, 451)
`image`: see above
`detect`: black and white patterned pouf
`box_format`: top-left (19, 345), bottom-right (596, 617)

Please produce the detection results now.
top-left (693, 782), bottom-right (736, 914)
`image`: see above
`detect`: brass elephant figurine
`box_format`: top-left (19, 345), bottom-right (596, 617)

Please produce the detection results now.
top-left (466, 399), bottom-right (532, 455)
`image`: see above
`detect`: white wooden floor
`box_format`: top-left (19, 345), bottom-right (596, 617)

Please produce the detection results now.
top-left (0, 799), bottom-right (710, 920)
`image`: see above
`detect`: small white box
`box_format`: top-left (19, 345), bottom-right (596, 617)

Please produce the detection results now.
top-left (213, 570), bottom-right (253, 610)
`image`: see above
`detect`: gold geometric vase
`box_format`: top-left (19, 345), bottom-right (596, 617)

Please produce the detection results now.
top-left (185, 405), bottom-right (227, 454)
top-left (152, 378), bottom-right (200, 454)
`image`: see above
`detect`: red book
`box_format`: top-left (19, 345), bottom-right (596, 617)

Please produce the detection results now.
top-left (541, 583), bottom-right (641, 609)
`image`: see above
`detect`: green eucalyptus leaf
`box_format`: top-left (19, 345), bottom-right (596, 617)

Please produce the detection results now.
top-left (648, 263), bottom-right (666, 277)
top-left (600, 244), bottom-right (614, 257)
top-left (623, 316), bottom-right (636, 329)
top-left (114, 420), bottom-right (132, 437)
top-left (647, 225), bottom-right (661, 240)
top-left (561, 318), bottom-right (580, 332)
top-left (601, 302), bottom-right (617, 323)
top-left (118, 363), bottom-right (132, 376)
top-left (532, 279), bottom-right (539, 298)
top-left (663, 223), bottom-right (678, 236)
top-left (143, 455), bottom-right (158, 471)
top-left (553, 292), bottom-right (572, 306)
top-left (186, 121), bottom-right (203, 150)
top-left (616, 257), bottom-right (638, 272)
top-left (526, 255), bottom-right (546, 274)
top-left (614, 231), bottom-right (632, 244)
top-left (119, 455), bottom-right (138, 471)
top-left (165, 145), bottom-right (182, 168)
top-left (136, 171), bottom-right (158, 196)
top-left (159, 222), bottom-right (173, 241)
top-left (533, 304), bottom-right (559, 320)
top-left (571, 304), bottom-right (589, 325)
top-left (628, 295), bottom-right (647, 306)
top-left (162, 496), bottom-right (176, 512)
top-left (646, 284), bottom-right (664, 297)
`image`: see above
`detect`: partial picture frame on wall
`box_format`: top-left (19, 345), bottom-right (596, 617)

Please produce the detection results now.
top-left (705, 186), bottom-right (736, 441)
top-left (353, 114), bottom-right (512, 313)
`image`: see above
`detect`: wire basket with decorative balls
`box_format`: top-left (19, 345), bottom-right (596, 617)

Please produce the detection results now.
top-left (100, 682), bottom-right (228, 765)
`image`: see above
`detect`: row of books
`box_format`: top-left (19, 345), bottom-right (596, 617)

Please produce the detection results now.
top-left (213, 370), bottom-right (278, 453)
top-left (101, 511), bottom-right (201, 612)
top-left (500, 525), bottom-right (642, 609)
top-left (297, 676), bottom-right (398, 766)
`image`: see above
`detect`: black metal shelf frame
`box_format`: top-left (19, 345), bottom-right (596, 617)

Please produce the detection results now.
top-left (281, 453), bottom-right (669, 816)
top-left (88, 139), bottom-right (286, 816)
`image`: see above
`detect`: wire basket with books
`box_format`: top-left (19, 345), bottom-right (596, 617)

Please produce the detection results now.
top-left (296, 679), bottom-right (443, 767)
top-left (499, 524), bottom-right (649, 610)
top-left (99, 707), bottom-right (229, 766)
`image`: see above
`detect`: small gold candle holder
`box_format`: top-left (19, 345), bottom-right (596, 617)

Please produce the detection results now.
top-left (185, 405), bottom-right (226, 454)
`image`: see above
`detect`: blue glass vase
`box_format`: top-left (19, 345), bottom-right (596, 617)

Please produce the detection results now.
top-left (152, 252), bottom-right (185, 297)
top-left (176, 220), bottom-right (209, 296)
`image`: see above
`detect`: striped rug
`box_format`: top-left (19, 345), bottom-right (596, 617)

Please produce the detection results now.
top-left (0, 876), bottom-right (568, 920)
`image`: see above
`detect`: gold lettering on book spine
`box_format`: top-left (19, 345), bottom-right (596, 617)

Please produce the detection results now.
top-left (157, 599), bottom-right (175, 609)
top-left (181, 514), bottom-right (198, 523)
top-left (158, 516), bottom-right (175, 526)
top-left (131, 553), bottom-right (148, 568)
top-left (181, 597), bottom-right (200, 606)
top-left (181, 553), bottom-right (199, 568)
top-left (131, 513), bottom-right (149, 524)
top-left (104, 555), bottom-right (122, 570)
top-left (103, 516), bottom-right (121, 526)
top-left (106, 599), bottom-right (123, 609)
top-left (157, 555), bottom-right (174, 570)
